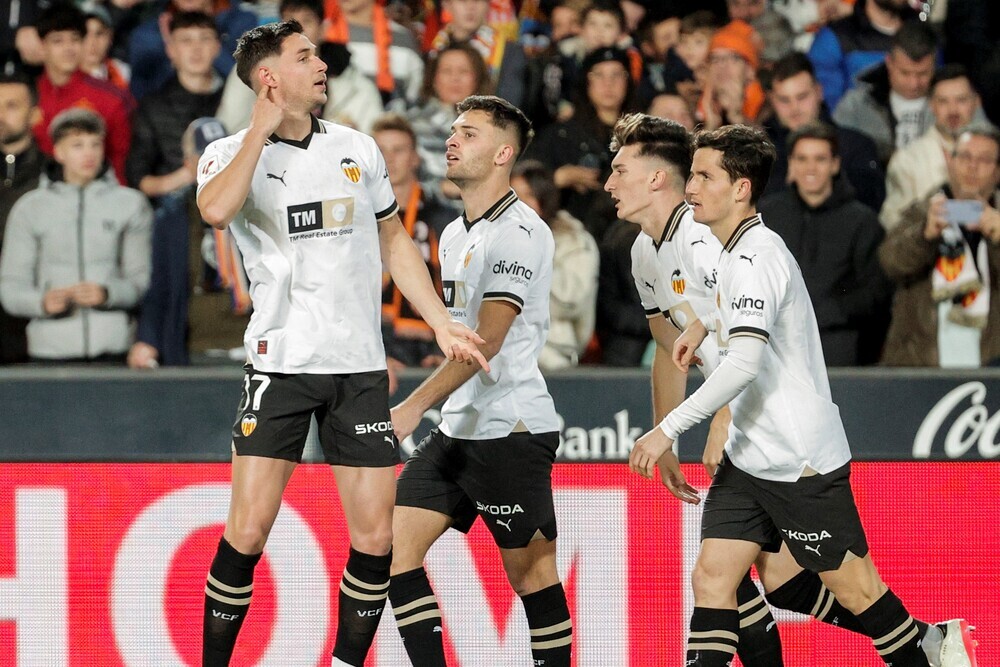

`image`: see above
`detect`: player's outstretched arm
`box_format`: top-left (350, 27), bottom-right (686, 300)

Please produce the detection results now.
top-left (198, 86), bottom-right (283, 229)
top-left (390, 300), bottom-right (517, 440)
top-left (379, 213), bottom-right (488, 370)
top-left (649, 316), bottom-right (686, 424)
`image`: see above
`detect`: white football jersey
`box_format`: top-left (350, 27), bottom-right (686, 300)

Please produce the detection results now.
top-left (197, 117), bottom-right (397, 374)
top-left (630, 202), bottom-right (722, 376)
top-left (437, 190), bottom-right (559, 439)
top-left (715, 214), bottom-right (852, 482)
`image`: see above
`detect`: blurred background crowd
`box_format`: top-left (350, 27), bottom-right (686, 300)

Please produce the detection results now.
top-left (1, 0), bottom-right (998, 375)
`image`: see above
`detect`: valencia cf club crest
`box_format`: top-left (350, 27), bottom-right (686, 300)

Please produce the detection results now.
top-left (671, 269), bottom-right (685, 295)
top-left (936, 254), bottom-right (964, 282)
top-left (241, 414), bottom-right (258, 437)
top-left (341, 157), bottom-right (362, 183)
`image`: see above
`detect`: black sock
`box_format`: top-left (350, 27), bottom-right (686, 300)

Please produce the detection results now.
top-left (389, 567), bottom-right (446, 667)
top-left (202, 537), bottom-right (261, 667)
top-left (766, 569), bottom-right (865, 633)
top-left (686, 607), bottom-right (739, 667)
top-left (333, 547), bottom-right (391, 667)
top-left (857, 589), bottom-right (930, 667)
top-left (735, 573), bottom-right (782, 666)
top-left (520, 583), bottom-right (572, 667)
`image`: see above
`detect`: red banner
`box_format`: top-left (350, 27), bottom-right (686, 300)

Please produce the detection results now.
top-left (0, 463), bottom-right (996, 666)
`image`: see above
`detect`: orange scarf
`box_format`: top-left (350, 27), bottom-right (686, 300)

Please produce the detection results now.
top-left (381, 183), bottom-right (439, 338)
top-left (325, 0), bottom-right (395, 93)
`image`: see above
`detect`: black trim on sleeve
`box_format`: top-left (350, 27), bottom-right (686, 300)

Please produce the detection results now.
top-left (482, 291), bottom-right (525, 307)
top-left (375, 201), bottom-right (399, 221)
top-left (728, 326), bottom-right (770, 342)
top-left (644, 306), bottom-right (661, 316)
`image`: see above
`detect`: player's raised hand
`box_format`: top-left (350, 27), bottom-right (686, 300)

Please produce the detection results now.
top-left (390, 402), bottom-right (422, 442)
top-left (249, 84), bottom-right (284, 137)
top-left (657, 449), bottom-right (700, 504)
top-left (435, 320), bottom-right (490, 372)
top-left (629, 426), bottom-right (673, 480)
top-left (673, 319), bottom-right (707, 372)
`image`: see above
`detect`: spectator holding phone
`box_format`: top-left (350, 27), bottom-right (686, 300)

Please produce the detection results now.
top-left (879, 126), bottom-right (1000, 366)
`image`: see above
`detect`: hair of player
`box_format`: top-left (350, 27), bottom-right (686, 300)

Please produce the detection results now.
top-left (787, 120), bottom-right (840, 158)
top-left (955, 125), bottom-right (1000, 164)
top-left (0, 70), bottom-right (38, 106)
top-left (694, 124), bottom-right (776, 205)
top-left (169, 10), bottom-right (220, 36)
top-left (371, 112), bottom-right (418, 149)
top-left (420, 42), bottom-right (492, 102)
top-left (610, 113), bottom-right (693, 189)
top-left (49, 108), bottom-right (106, 143)
top-left (279, 0), bottom-right (324, 21)
top-left (890, 20), bottom-right (936, 62)
top-left (582, 0), bottom-right (625, 30)
top-left (769, 51), bottom-right (815, 88)
top-left (36, 3), bottom-right (87, 40)
top-left (930, 63), bottom-right (975, 97)
top-left (512, 160), bottom-right (561, 222)
top-left (455, 95), bottom-right (535, 159)
top-left (234, 20), bottom-right (304, 91)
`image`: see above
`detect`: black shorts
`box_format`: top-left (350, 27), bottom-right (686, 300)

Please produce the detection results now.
top-left (395, 429), bottom-right (559, 549)
top-left (231, 366), bottom-right (399, 467)
top-left (700, 455), bottom-right (869, 572)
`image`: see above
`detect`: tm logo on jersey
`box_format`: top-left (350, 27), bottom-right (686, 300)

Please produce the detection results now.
top-left (287, 197), bottom-right (355, 239)
top-left (442, 280), bottom-right (467, 309)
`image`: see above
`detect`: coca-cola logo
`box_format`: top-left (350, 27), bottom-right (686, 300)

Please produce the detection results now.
top-left (913, 382), bottom-right (1000, 459)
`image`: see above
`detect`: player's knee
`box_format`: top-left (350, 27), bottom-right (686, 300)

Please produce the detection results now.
top-left (225, 523), bottom-right (269, 555)
top-left (503, 559), bottom-right (559, 597)
top-left (350, 528), bottom-right (394, 557)
top-left (691, 559), bottom-right (733, 607)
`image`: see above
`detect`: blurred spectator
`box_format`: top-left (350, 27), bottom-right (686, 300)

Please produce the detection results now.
top-left (549, 0), bottom-right (586, 44)
top-left (634, 10), bottom-right (680, 108)
top-left (371, 113), bottom-right (453, 380)
top-left (698, 20), bottom-right (766, 130)
top-left (0, 71), bottom-right (41, 364)
top-left (879, 127), bottom-right (1000, 367)
top-left (512, 160), bottom-right (598, 370)
top-left (771, 0), bottom-right (853, 52)
top-left (647, 91), bottom-right (694, 130)
top-left (0, 109), bottom-right (152, 363)
top-left (808, 0), bottom-right (918, 110)
top-left (323, 0), bottom-right (425, 106)
top-left (128, 0), bottom-right (256, 101)
top-left (724, 0), bottom-right (794, 67)
top-left (1, 0), bottom-right (45, 72)
top-left (405, 42), bottom-right (491, 205)
top-left (668, 10), bottom-right (721, 111)
top-left (758, 121), bottom-right (892, 365)
top-left (216, 0), bottom-right (383, 134)
top-left (762, 52), bottom-right (885, 212)
top-left (881, 65), bottom-right (987, 230)
top-left (596, 220), bottom-right (649, 366)
top-left (127, 11), bottom-right (223, 200)
top-left (428, 0), bottom-right (527, 108)
top-left (33, 3), bottom-right (133, 185)
top-left (526, 46), bottom-right (639, 242)
top-left (128, 117), bottom-right (248, 369)
top-left (80, 3), bottom-right (131, 93)
top-left (943, 0), bottom-right (1000, 126)
top-left (521, 0), bottom-right (586, 128)
top-left (833, 20), bottom-right (936, 166)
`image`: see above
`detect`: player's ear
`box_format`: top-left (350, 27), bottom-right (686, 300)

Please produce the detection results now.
top-left (257, 65), bottom-right (277, 91)
top-left (735, 177), bottom-right (753, 203)
top-left (495, 143), bottom-right (515, 167)
top-left (650, 168), bottom-right (666, 191)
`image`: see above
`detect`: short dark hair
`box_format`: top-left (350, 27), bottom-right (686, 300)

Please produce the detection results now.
top-left (234, 20), bottom-right (303, 91)
top-left (680, 10), bottom-right (720, 35)
top-left (956, 125), bottom-right (1000, 164)
top-left (583, 0), bottom-right (625, 30)
top-left (169, 10), bottom-right (220, 36)
top-left (891, 20), bottom-right (937, 62)
top-left (609, 113), bottom-right (693, 189)
top-left (421, 42), bottom-right (492, 102)
top-left (49, 108), bottom-right (106, 143)
top-left (36, 3), bottom-right (87, 39)
top-left (769, 52), bottom-right (815, 88)
top-left (0, 70), bottom-right (38, 106)
top-left (512, 160), bottom-right (561, 222)
top-left (694, 124), bottom-right (776, 205)
top-left (455, 95), bottom-right (534, 158)
top-left (371, 112), bottom-right (417, 148)
top-left (787, 121), bottom-right (839, 158)
top-left (279, 0), bottom-right (324, 21)
top-left (930, 63), bottom-right (975, 96)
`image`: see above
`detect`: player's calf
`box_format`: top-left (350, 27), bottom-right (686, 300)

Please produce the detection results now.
top-left (389, 567), bottom-right (446, 667)
top-left (202, 536), bottom-right (262, 666)
top-left (520, 583), bottom-right (572, 667)
top-left (765, 569), bottom-right (865, 632)
top-left (333, 547), bottom-right (392, 667)
top-left (686, 607), bottom-right (740, 667)
top-left (734, 573), bottom-right (783, 666)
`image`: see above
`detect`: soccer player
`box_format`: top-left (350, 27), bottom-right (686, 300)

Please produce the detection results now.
top-left (195, 21), bottom-right (487, 667)
top-left (627, 123), bottom-right (978, 667)
top-left (387, 95), bottom-right (573, 667)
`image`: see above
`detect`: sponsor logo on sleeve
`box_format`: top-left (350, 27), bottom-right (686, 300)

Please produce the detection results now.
top-left (731, 294), bottom-right (765, 316)
top-left (492, 259), bottom-right (533, 285)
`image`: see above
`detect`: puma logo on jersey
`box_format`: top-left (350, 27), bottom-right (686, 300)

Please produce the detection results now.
top-left (266, 170), bottom-right (287, 186)
top-left (518, 224), bottom-right (533, 237)
top-left (690, 238), bottom-right (707, 246)
top-left (384, 435), bottom-right (395, 448)
top-left (804, 544), bottom-right (822, 557)
top-left (739, 254), bottom-right (756, 265)
top-left (496, 519), bottom-right (513, 532)
top-left (643, 280), bottom-right (655, 292)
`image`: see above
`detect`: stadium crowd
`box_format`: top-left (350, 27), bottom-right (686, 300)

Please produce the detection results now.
top-left (1, 0), bottom-right (998, 371)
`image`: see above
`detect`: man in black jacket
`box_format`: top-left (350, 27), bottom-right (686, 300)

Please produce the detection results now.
top-left (759, 121), bottom-right (893, 365)
top-left (0, 71), bottom-right (42, 363)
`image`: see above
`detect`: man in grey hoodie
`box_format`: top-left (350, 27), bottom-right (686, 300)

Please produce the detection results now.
top-left (0, 108), bottom-right (152, 362)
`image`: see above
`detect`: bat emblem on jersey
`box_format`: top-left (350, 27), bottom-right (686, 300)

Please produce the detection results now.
top-left (518, 224), bottom-right (533, 237)
top-left (266, 170), bottom-right (287, 186)
top-left (739, 254), bottom-right (756, 265)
